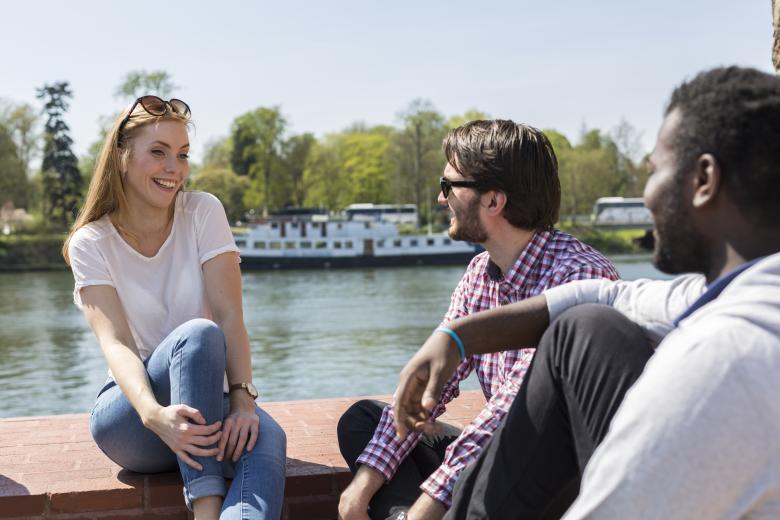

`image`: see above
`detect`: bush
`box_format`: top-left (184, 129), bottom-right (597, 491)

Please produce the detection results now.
top-left (558, 224), bottom-right (648, 255)
top-left (0, 234), bottom-right (67, 270)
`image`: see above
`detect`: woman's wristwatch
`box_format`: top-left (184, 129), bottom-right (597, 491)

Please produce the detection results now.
top-left (228, 382), bottom-right (258, 399)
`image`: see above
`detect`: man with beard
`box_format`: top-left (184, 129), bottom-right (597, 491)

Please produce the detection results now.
top-left (393, 66), bottom-right (780, 519)
top-left (337, 120), bottom-right (619, 520)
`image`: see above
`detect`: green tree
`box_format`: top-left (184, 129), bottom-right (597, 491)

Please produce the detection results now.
top-left (189, 167), bottom-right (250, 223)
top-left (115, 70), bottom-right (178, 100)
top-left (556, 128), bottom-right (624, 219)
top-left (282, 133), bottom-right (316, 206)
top-left (446, 109), bottom-right (490, 129)
top-left (611, 119), bottom-right (647, 197)
top-left (0, 100), bottom-right (39, 176)
top-left (303, 136), bottom-right (347, 209)
top-left (340, 131), bottom-right (395, 204)
top-left (230, 107), bottom-right (286, 215)
top-left (37, 82), bottom-right (82, 228)
top-left (0, 124), bottom-right (29, 208)
top-left (397, 99), bottom-right (447, 226)
top-left (202, 136), bottom-right (233, 169)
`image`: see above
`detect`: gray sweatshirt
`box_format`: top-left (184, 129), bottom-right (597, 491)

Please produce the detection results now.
top-left (543, 253), bottom-right (780, 519)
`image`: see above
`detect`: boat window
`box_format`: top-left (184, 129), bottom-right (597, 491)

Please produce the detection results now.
top-left (254, 241), bottom-right (266, 249)
top-left (269, 241), bottom-right (281, 250)
top-left (300, 241), bottom-right (312, 249)
top-left (315, 241), bottom-right (327, 249)
top-left (377, 239), bottom-right (385, 248)
top-left (409, 239), bottom-right (418, 247)
top-left (427, 238), bottom-right (435, 246)
top-left (334, 241), bottom-right (342, 249)
top-left (393, 239), bottom-right (402, 247)
top-left (271, 222), bottom-right (278, 229)
top-left (345, 241), bottom-right (353, 249)
top-left (285, 241), bottom-right (296, 249)
top-left (235, 240), bottom-right (246, 248)
top-left (364, 222), bottom-right (370, 229)
top-left (291, 222), bottom-right (298, 228)
top-left (337, 223), bottom-right (342, 229)
top-left (443, 238), bottom-right (451, 245)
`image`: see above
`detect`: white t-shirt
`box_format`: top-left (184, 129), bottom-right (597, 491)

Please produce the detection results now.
top-left (68, 191), bottom-right (239, 363)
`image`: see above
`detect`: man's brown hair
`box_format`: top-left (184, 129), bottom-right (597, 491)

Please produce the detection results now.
top-left (443, 120), bottom-right (560, 230)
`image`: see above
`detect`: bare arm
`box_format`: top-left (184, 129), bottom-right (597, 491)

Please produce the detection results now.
top-left (81, 285), bottom-right (161, 422)
top-left (80, 285), bottom-right (221, 469)
top-left (201, 252), bottom-right (259, 462)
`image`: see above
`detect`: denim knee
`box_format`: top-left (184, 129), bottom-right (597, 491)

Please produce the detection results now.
top-left (171, 318), bottom-right (226, 362)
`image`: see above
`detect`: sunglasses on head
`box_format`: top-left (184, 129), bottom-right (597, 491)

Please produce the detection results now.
top-left (439, 176), bottom-right (489, 198)
top-left (118, 95), bottom-right (191, 136)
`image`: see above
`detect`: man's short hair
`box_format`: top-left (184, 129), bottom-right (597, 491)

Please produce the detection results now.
top-left (443, 120), bottom-right (561, 231)
top-left (666, 66), bottom-right (780, 225)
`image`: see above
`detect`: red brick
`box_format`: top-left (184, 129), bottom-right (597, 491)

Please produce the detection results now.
top-left (0, 392), bottom-right (485, 518)
top-left (285, 495), bottom-right (339, 520)
top-left (147, 473), bottom-right (185, 509)
top-left (50, 487), bottom-right (143, 513)
top-left (84, 512), bottom-right (188, 520)
top-left (284, 472), bottom-right (334, 497)
top-left (0, 493), bottom-right (46, 517)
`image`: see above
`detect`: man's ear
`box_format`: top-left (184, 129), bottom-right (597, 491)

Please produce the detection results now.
top-left (692, 153), bottom-right (721, 208)
top-left (485, 191), bottom-right (507, 215)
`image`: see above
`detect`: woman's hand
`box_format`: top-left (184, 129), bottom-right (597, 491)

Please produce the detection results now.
top-left (217, 391), bottom-right (260, 462)
top-left (144, 404), bottom-right (222, 471)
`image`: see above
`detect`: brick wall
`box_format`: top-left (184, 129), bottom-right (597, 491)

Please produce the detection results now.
top-left (0, 392), bottom-right (485, 519)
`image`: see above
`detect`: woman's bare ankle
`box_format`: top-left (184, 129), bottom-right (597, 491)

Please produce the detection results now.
top-left (192, 495), bottom-right (222, 520)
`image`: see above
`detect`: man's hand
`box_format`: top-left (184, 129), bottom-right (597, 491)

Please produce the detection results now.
top-left (339, 465), bottom-right (385, 520)
top-left (394, 331), bottom-right (462, 441)
top-left (407, 493), bottom-right (447, 520)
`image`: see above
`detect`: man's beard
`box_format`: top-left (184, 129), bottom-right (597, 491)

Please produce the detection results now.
top-left (448, 197), bottom-right (488, 243)
top-left (652, 187), bottom-right (708, 275)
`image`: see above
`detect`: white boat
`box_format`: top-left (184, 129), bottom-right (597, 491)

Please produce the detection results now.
top-left (234, 218), bottom-right (480, 269)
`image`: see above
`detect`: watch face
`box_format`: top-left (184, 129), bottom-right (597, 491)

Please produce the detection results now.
top-left (246, 382), bottom-right (258, 399)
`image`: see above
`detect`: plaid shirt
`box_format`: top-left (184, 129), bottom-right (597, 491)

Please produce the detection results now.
top-left (356, 230), bottom-right (619, 507)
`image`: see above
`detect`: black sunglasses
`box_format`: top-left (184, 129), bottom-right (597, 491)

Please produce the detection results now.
top-left (440, 176), bottom-right (488, 198)
top-left (118, 95), bottom-right (191, 136)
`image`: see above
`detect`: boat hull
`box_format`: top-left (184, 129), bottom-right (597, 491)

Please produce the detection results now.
top-left (239, 251), bottom-right (480, 270)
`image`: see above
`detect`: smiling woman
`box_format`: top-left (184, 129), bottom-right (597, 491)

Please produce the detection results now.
top-left (59, 97), bottom-right (287, 520)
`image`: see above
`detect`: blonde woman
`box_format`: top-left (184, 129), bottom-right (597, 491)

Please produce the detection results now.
top-left (63, 96), bottom-right (286, 520)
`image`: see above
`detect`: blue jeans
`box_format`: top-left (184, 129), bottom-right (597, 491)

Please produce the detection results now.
top-left (90, 319), bottom-right (287, 519)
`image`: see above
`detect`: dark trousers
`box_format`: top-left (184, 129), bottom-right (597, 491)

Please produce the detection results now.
top-left (338, 399), bottom-right (462, 520)
top-left (445, 304), bottom-right (660, 520)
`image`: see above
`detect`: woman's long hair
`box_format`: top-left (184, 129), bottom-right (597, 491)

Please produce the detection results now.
top-left (62, 102), bottom-right (191, 265)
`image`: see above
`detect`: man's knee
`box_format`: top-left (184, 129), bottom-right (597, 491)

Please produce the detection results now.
top-left (539, 303), bottom-right (657, 373)
top-left (337, 399), bottom-right (386, 443)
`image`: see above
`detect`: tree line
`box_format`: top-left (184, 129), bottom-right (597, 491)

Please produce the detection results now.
top-left (0, 70), bottom-right (648, 232)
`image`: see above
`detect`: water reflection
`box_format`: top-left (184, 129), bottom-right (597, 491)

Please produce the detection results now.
top-left (0, 259), bottom-right (668, 417)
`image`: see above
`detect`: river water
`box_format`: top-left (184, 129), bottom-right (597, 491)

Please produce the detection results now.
top-left (0, 257), bottom-right (669, 418)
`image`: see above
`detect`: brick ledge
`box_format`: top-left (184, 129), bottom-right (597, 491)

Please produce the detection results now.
top-left (0, 391), bottom-right (485, 519)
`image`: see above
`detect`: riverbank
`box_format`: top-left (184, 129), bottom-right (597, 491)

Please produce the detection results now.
top-left (0, 233), bottom-right (66, 271)
top-left (0, 227), bottom-right (651, 271)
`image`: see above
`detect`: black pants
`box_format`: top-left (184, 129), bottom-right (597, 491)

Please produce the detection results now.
top-left (445, 304), bottom-right (660, 520)
top-left (338, 399), bottom-right (462, 520)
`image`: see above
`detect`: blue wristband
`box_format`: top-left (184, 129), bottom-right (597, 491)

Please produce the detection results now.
top-left (434, 327), bottom-right (466, 360)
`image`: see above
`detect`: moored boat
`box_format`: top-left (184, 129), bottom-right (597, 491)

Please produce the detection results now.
top-left (234, 218), bottom-right (479, 269)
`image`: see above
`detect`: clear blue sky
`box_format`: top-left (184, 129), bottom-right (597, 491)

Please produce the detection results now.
top-left (1, 0), bottom-right (773, 163)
